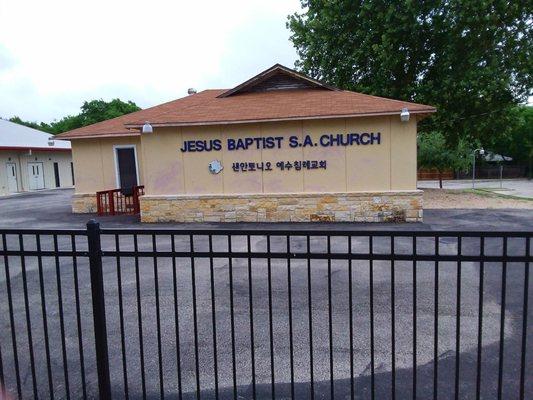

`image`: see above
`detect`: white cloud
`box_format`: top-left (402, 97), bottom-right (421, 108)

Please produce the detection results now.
top-left (0, 0), bottom-right (300, 121)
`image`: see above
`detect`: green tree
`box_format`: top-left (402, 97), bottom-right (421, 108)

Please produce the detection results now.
top-left (418, 132), bottom-right (471, 188)
top-left (485, 106), bottom-right (533, 177)
top-left (8, 116), bottom-right (54, 133)
top-left (288, 1), bottom-right (532, 146)
top-left (76, 98), bottom-right (141, 127)
top-left (47, 98), bottom-right (141, 134)
top-left (6, 98), bottom-right (141, 134)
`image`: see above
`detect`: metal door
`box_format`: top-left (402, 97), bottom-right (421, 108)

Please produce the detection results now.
top-left (5, 163), bottom-right (18, 192)
top-left (28, 162), bottom-right (45, 190)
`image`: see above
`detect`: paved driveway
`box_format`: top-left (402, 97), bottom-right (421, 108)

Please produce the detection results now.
top-left (0, 189), bottom-right (531, 399)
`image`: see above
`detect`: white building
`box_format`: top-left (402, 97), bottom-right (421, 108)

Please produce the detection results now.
top-left (0, 119), bottom-right (73, 196)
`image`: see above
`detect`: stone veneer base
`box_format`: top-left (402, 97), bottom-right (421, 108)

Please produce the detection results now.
top-left (72, 193), bottom-right (97, 213)
top-left (139, 191), bottom-right (423, 223)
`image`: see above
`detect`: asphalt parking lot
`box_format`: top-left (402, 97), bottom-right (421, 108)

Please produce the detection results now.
top-left (0, 188), bottom-right (532, 231)
top-left (0, 189), bottom-right (531, 399)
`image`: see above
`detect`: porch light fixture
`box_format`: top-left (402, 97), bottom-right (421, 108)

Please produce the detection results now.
top-left (142, 121), bottom-right (153, 134)
top-left (48, 137), bottom-right (55, 146)
top-left (400, 108), bottom-right (410, 122)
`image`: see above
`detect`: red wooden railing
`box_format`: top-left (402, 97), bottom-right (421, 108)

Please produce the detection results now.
top-left (96, 186), bottom-right (145, 216)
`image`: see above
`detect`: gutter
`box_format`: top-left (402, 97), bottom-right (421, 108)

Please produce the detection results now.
top-left (0, 146), bottom-right (71, 152)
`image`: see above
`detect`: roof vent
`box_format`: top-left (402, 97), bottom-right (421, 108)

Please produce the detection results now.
top-left (187, 88), bottom-right (197, 95)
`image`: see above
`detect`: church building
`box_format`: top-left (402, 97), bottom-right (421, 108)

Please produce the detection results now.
top-left (56, 64), bottom-right (435, 222)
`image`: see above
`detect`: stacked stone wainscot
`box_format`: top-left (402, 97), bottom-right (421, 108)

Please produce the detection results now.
top-left (72, 193), bottom-right (98, 213)
top-left (138, 191), bottom-right (423, 223)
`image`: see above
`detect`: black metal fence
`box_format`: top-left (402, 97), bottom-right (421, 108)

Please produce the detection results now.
top-left (456, 165), bottom-right (528, 180)
top-left (0, 222), bottom-right (531, 399)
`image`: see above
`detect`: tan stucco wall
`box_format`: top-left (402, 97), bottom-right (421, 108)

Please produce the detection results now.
top-left (69, 116), bottom-right (420, 221)
top-left (71, 137), bottom-right (143, 194)
top-left (0, 150), bottom-right (73, 196)
top-left (136, 115), bottom-right (417, 196)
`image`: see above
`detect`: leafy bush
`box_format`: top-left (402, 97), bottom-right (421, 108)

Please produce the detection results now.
top-left (418, 132), bottom-right (471, 187)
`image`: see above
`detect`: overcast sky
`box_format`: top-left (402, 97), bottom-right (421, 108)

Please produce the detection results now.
top-left (0, 0), bottom-right (301, 122)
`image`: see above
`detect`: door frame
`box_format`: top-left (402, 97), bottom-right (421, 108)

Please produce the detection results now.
top-left (53, 162), bottom-right (61, 188)
top-left (113, 145), bottom-right (140, 188)
top-left (70, 162), bottom-right (75, 185)
top-left (5, 162), bottom-right (18, 192)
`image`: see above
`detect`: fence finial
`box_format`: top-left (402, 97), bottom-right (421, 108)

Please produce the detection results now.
top-left (87, 219), bottom-right (99, 229)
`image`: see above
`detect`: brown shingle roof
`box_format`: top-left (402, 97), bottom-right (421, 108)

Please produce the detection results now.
top-left (55, 90), bottom-right (222, 139)
top-left (56, 65), bottom-right (435, 140)
top-left (130, 88), bottom-right (435, 127)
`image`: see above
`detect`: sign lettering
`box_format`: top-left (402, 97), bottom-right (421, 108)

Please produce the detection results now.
top-left (180, 132), bottom-right (381, 153)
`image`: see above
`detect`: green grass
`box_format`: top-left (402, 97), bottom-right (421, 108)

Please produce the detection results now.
top-left (465, 188), bottom-right (533, 202)
top-left (473, 187), bottom-right (513, 192)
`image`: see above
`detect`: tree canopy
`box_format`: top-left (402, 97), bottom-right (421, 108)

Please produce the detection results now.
top-left (6, 98), bottom-right (141, 135)
top-left (418, 131), bottom-right (471, 187)
top-left (287, 0), bottom-right (532, 146)
top-left (485, 105), bottom-right (533, 177)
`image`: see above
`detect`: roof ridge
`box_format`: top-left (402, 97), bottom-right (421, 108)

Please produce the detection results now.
top-left (217, 63), bottom-right (338, 98)
top-left (0, 118), bottom-right (51, 135)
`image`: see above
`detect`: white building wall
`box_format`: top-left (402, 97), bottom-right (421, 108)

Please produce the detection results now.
top-left (0, 150), bottom-right (73, 196)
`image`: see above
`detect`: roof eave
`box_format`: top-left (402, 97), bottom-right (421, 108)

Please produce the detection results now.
top-left (124, 108), bottom-right (436, 129)
top-left (55, 131), bottom-right (141, 140)
top-left (0, 146), bottom-right (71, 152)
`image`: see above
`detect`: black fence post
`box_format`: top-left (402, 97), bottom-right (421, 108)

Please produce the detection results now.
top-left (87, 220), bottom-right (112, 399)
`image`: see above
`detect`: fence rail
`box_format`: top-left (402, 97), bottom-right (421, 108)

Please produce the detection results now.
top-left (0, 223), bottom-right (531, 399)
top-left (96, 185), bottom-right (144, 216)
